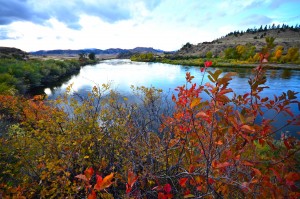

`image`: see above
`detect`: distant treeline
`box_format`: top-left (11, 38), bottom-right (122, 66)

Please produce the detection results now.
top-left (224, 23), bottom-right (300, 37)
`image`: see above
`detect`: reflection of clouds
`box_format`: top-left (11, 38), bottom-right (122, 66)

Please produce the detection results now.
top-left (44, 88), bottom-right (52, 95)
top-left (45, 60), bottom-right (300, 101)
top-left (46, 60), bottom-right (182, 96)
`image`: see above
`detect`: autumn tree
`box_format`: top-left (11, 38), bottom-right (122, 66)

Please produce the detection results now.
top-left (273, 45), bottom-right (284, 61)
top-left (282, 47), bottom-right (300, 62)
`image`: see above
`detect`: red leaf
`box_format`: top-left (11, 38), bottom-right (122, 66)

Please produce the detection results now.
top-left (179, 178), bottom-right (188, 187)
top-left (285, 108), bottom-right (294, 117)
top-left (214, 161), bottom-right (232, 169)
top-left (284, 140), bottom-right (292, 150)
top-left (270, 168), bottom-right (282, 182)
top-left (88, 190), bottom-right (96, 199)
top-left (94, 175), bottom-right (103, 191)
top-left (94, 173), bottom-right (114, 191)
top-left (158, 192), bottom-right (167, 199)
top-left (189, 165), bottom-right (195, 173)
top-left (251, 168), bottom-right (262, 176)
top-left (215, 140), bottom-right (223, 145)
top-left (126, 184), bottom-right (132, 194)
top-left (196, 185), bottom-right (202, 191)
top-left (208, 178), bottom-right (215, 184)
top-left (128, 171), bottom-right (138, 187)
top-left (204, 61), bottom-right (212, 68)
top-left (84, 167), bottom-right (94, 180)
top-left (241, 125), bottom-right (255, 132)
top-left (242, 161), bottom-right (254, 166)
top-left (285, 172), bottom-right (300, 187)
top-left (163, 184), bottom-right (172, 193)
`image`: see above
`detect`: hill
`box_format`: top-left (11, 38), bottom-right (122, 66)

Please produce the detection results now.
top-left (176, 26), bottom-right (300, 57)
top-left (0, 47), bottom-right (29, 60)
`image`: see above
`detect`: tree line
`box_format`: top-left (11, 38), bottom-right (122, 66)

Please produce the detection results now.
top-left (225, 23), bottom-right (300, 37)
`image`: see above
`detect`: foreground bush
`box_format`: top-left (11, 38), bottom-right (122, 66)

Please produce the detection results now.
top-left (0, 58), bottom-right (299, 198)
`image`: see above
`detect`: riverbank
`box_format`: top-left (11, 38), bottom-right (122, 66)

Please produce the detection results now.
top-left (213, 62), bottom-right (300, 70)
top-left (159, 59), bottom-right (300, 70)
top-left (0, 57), bottom-right (99, 95)
top-left (131, 56), bottom-right (300, 70)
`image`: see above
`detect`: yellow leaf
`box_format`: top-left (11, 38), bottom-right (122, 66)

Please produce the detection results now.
top-left (184, 194), bottom-right (195, 198)
top-left (94, 173), bottom-right (114, 191)
top-left (190, 98), bottom-right (200, 109)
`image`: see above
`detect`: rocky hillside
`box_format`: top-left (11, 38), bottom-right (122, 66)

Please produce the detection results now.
top-left (176, 28), bottom-right (300, 57)
top-left (0, 47), bottom-right (29, 60)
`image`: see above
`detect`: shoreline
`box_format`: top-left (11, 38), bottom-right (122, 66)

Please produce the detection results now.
top-left (138, 58), bottom-right (300, 70)
top-left (214, 62), bottom-right (300, 70)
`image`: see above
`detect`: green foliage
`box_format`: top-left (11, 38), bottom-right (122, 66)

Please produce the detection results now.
top-left (181, 42), bottom-right (192, 50)
top-left (224, 47), bottom-right (239, 59)
top-left (0, 58), bottom-right (81, 94)
top-left (130, 53), bottom-right (155, 62)
top-left (206, 51), bottom-right (213, 58)
top-left (88, 52), bottom-right (96, 60)
top-left (281, 47), bottom-right (300, 62)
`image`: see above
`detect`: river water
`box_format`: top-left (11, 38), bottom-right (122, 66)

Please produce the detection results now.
top-left (43, 59), bottom-right (300, 138)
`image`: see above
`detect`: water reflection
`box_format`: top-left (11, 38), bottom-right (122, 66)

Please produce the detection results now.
top-left (281, 69), bottom-right (292, 79)
top-left (269, 70), bottom-right (277, 79)
top-left (43, 59), bottom-right (300, 138)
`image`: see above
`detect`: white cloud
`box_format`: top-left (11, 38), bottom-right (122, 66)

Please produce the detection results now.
top-left (0, 0), bottom-right (299, 51)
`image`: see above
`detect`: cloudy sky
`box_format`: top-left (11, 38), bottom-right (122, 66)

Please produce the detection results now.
top-left (0, 0), bottom-right (299, 52)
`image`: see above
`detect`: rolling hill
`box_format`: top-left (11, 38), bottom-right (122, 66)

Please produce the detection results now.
top-left (176, 26), bottom-right (300, 57)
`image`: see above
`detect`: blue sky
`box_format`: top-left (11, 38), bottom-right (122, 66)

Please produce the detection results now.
top-left (0, 0), bottom-right (299, 51)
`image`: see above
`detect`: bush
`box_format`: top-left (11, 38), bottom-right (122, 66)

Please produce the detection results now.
top-left (0, 59), bottom-right (299, 198)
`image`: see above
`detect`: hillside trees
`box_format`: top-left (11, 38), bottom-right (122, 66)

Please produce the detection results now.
top-left (206, 51), bottom-right (213, 58)
top-left (281, 47), bottom-right (300, 63)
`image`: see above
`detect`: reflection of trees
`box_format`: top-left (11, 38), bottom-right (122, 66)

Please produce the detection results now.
top-left (27, 69), bottom-right (81, 96)
top-left (269, 70), bottom-right (277, 79)
top-left (281, 69), bottom-right (292, 79)
top-left (221, 68), bottom-right (252, 78)
top-left (236, 68), bottom-right (251, 78)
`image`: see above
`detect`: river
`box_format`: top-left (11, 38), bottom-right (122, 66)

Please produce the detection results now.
top-left (43, 59), bottom-right (300, 138)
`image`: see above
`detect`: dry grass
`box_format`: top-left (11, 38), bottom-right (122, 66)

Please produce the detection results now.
top-left (177, 29), bottom-right (300, 57)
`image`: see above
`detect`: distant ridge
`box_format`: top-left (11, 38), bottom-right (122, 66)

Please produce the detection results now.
top-left (30, 47), bottom-right (164, 56)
